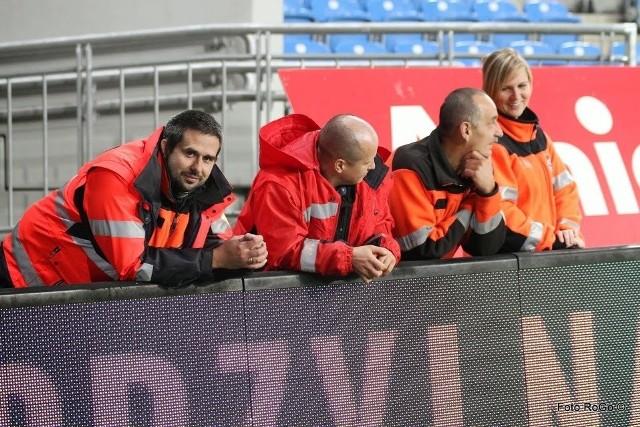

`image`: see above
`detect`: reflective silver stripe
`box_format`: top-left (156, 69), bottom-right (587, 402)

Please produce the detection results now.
top-left (136, 263), bottom-right (154, 281)
top-left (55, 187), bottom-right (75, 229)
top-left (303, 203), bottom-right (339, 223)
top-left (90, 219), bottom-right (146, 238)
top-left (300, 239), bottom-right (320, 273)
top-left (456, 208), bottom-right (472, 230)
top-left (500, 186), bottom-right (518, 202)
top-left (210, 215), bottom-right (231, 234)
top-left (11, 223), bottom-right (46, 287)
top-left (521, 221), bottom-right (543, 251)
top-left (471, 212), bottom-right (503, 235)
top-left (553, 170), bottom-right (575, 192)
top-left (396, 226), bottom-right (432, 251)
top-left (56, 186), bottom-right (119, 280)
top-left (70, 235), bottom-right (119, 280)
top-left (559, 218), bottom-right (580, 231)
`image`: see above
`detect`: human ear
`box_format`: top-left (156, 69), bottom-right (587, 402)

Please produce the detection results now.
top-left (460, 122), bottom-right (472, 140)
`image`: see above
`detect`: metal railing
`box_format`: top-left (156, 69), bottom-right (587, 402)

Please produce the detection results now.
top-left (0, 21), bottom-right (637, 233)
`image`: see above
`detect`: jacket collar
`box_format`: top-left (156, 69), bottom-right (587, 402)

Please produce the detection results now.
top-left (498, 107), bottom-right (539, 143)
top-left (134, 132), bottom-right (233, 210)
top-left (425, 128), bottom-right (470, 190)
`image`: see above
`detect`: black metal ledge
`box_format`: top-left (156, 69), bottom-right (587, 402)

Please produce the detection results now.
top-left (0, 278), bottom-right (243, 309)
top-left (513, 244), bottom-right (640, 270)
top-left (1, 246), bottom-right (638, 308)
top-left (242, 254), bottom-right (519, 292)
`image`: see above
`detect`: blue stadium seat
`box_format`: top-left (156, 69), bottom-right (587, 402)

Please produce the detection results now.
top-left (328, 33), bottom-right (370, 51)
top-left (285, 39), bottom-right (331, 54)
top-left (310, 0), bottom-right (371, 21)
top-left (540, 34), bottom-right (579, 52)
top-left (284, 33), bottom-right (314, 46)
top-left (453, 40), bottom-right (497, 66)
top-left (441, 33), bottom-right (477, 52)
top-left (490, 33), bottom-right (528, 48)
top-left (392, 40), bottom-right (440, 54)
top-left (284, 0), bottom-right (316, 21)
top-left (473, 0), bottom-right (528, 22)
top-left (333, 40), bottom-right (388, 54)
top-left (557, 41), bottom-right (602, 65)
top-left (384, 33), bottom-right (424, 51)
top-left (610, 41), bottom-right (640, 65)
top-left (420, 0), bottom-right (477, 21)
top-left (364, 0), bottom-right (424, 21)
top-left (523, 0), bottom-right (581, 23)
top-left (473, 0), bottom-right (529, 48)
top-left (509, 40), bottom-right (565, 65)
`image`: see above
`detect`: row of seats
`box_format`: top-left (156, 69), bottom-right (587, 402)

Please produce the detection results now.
top-left (285, 38), bottom-right (639, 67)
top-left (283, 0), bottom-right (638, 66)
top-left (286, 31), bottom-right (582, 53)
top-left (285, 0), bottom-right (580, 24)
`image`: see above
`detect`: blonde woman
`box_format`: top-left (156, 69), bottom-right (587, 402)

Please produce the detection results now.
top-left (482, 48), bottom-right (584, 251)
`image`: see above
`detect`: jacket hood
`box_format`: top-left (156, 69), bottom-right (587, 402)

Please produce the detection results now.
top-left (259, 114), bottom-right (321, 170)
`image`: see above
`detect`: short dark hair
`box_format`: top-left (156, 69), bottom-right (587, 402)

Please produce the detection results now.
top-left (162, 110), bottom-right (223, 153)
top-left (438, 87), bottom-right (486, 140)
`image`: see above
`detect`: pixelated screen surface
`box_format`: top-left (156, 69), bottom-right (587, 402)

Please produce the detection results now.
top-left (2, 252), bottom-right (639, 426)
top-left (243, 270), bottom-right (523, 426)
top-left (0, 292), bottom-right (249, 426)
top-left (520, 259), bottom-right (640, 426)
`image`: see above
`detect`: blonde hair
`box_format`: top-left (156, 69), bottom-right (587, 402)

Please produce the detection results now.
top-left (482, 48), bottom-right (532, 102)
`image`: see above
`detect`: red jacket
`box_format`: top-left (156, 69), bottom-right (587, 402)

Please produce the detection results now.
top-left (493, 108), bottom-right (582, 251)
top-left (234, 114), bottom-right (400, 276)
top-left (1, 127), bottom-right (235, 287)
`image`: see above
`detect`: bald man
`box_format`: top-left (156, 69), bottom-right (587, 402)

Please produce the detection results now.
top-left (388, 87), bottom-right (506, 259)
top-left (234, 114), bottom-right (400, 283)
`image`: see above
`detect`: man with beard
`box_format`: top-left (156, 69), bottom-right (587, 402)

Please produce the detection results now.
top-left (0, 110), bottom-right (267, 288)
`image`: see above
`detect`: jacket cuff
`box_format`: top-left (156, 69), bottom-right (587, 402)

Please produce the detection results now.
top-left (201, 249), bottom-right (214, 275)
top-left (476, 183), bottom-right (499, 197)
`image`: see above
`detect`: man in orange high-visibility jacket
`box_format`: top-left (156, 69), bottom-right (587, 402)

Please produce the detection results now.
top-left (234, 113), bottom-right (400, 283)
top-left (388, 88), bottom-right (506, 259)
top-left (0, 110), bottom-right (267, 288)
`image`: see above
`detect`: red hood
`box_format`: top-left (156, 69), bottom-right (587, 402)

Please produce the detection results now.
top-left (259, 114), bottom-right (321, 170)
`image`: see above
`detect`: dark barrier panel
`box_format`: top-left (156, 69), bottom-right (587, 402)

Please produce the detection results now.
top-left (242, 256), bottom-right (523, 426)
top-left (0, 246), bottom-right (639, 426)
top-left (0, 280), bottom-right (249, 426)
top-left (516, 246), bottom-right (640, 426)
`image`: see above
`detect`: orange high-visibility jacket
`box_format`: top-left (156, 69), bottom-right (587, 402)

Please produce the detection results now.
top-left (234, 114), bottom-right (400, 275)
top-left (388, 128), bottom-right (506, 259)
top-left (1, 127), bottom-right (235, 288)
top-left (493, 108), bottom-right (582, 251)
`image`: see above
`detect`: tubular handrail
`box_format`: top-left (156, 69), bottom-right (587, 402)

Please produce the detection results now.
top-left (0, 21), bottom-right (637, 234)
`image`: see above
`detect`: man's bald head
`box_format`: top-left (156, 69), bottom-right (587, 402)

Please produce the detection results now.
top-left (318, 114), bottom-right (378, 163)
top-left (317, 114), bottom-right (379, 187)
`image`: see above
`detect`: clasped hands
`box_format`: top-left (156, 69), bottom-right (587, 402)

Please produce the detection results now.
top-left (212, 233), bottom-right (268, 270)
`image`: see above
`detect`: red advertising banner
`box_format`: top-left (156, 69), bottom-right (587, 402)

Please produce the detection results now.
top-left (279, 67), bottom-right (640, 248)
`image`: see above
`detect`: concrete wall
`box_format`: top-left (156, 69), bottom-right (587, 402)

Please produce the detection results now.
top-left (0, 0), bottom-right (283, 232)
top-left (0, 0), bottom-right (279, 41)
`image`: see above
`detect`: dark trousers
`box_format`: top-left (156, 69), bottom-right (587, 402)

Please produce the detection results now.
top-left (0, 241), bottom-right (14, 287)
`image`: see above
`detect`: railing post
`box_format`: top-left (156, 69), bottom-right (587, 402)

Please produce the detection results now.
top-left (153, 66), bottom-right (160, 128)
top-left (42, 75), bottom-right (49, 197)
top-left (265, 30), bottom-right (273, 124)
top-left (187, 62), bottom-right (194, 110)
top-left (76, 43), bottom-right (84, 168)
top-left (253, 31), bottom-right (263, 178)
top-left (221, 61), bottom-right (227, 172)
top-left (119, 69), bottom-right (126, 145)
top-left (6, 80), bottom-right (13, 227)
top-left (85, 44), bottom-right (94, 162)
